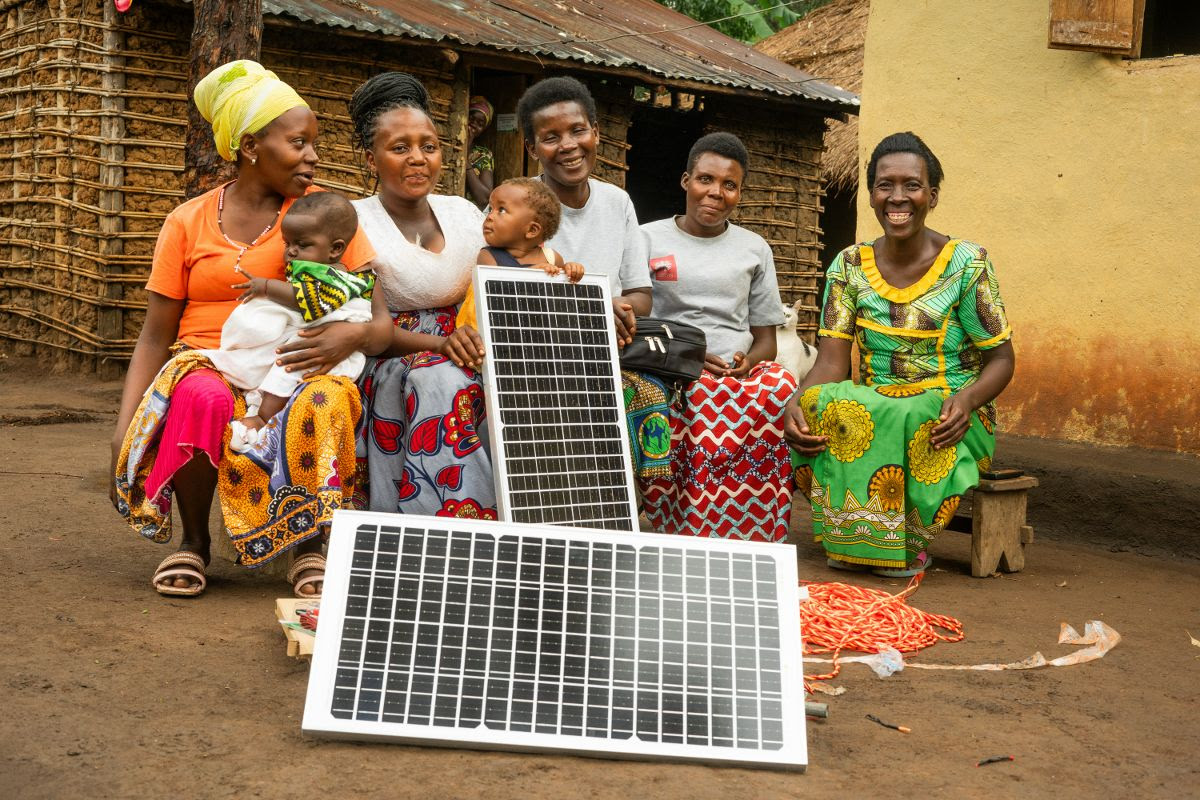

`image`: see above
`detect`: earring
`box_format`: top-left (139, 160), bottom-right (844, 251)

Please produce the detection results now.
top-left (250, 157), bottom-right (257, 166)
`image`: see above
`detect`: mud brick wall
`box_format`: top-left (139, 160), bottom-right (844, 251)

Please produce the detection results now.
top-left (704, 96), bottom-right (826, 339)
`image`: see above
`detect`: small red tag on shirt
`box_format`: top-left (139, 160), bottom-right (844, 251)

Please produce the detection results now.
top-left (650, 254), bottom-right (678, 281)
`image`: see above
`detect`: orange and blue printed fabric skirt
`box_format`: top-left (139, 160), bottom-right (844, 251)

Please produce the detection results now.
top-left (114, 351), bottom-right (360, 566)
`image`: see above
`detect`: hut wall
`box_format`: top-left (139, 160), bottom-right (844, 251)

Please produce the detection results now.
top-left (591, 79), bottom-right (633, 188)
top-left (0, 1), bottom-right (470, 371)
top-left (0, 0), bottom-right (828, 367)
top-left (260, 24), bottom-right (464, 201)
top-left (0, 0), bottom-right (190, 373)
top-left (703, 96), bottom-right (826, 340)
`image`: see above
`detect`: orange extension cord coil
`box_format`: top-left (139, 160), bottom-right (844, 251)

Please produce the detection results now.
top-left (801, 574), bottom-right (964, 688)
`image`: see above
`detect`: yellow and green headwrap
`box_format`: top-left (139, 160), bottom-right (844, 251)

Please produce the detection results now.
top-left (193, 60), bottom-right (309, 162)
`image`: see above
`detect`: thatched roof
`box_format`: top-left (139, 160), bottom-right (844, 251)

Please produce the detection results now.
top-left (756, 0), bottom-right (867, 191)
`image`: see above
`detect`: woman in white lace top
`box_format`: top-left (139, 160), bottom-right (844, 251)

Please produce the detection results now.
top-left (348, 72), bottom-right (495, 519)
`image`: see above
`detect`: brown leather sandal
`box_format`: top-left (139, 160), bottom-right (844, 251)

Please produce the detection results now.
top-left (287, 553), bottom-right (326, 598)
top-left (152, 551), bottom-right (208, 597)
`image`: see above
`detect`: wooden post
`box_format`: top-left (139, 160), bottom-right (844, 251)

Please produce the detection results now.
top-left (98, 0), bottom-right (127, 379)
top-left (445, 62), bottom-right (471, 199)
top-left (184, 0), bottom-right (263, 199)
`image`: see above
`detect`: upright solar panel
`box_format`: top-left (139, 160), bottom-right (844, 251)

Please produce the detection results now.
top-left (473, 267), bottom-right (639, 531)
top-left (303, 510), bottom-right (807, 770)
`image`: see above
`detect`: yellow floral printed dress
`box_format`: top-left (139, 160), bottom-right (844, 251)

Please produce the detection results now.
top-left (792, 239), bottom-right (1011, 569)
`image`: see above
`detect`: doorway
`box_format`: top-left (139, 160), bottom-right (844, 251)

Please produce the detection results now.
top-left (468, 69), bottom-right (531, 200)
top-left (624, 95), bottom-right (705, 224)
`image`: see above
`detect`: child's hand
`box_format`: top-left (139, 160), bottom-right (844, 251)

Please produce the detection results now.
top-left (439, 325), bottom-right (486, 371)
top-left (238, 414), bottom-right (267, 431)
top-left (536, 261), bottom-right (584, 283)
top-left (561, 261), bottom-right (584, 282)
top-left (232, 266), bottom-right (270, 302)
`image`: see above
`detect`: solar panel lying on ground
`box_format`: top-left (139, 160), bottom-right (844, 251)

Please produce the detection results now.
top-left (473, 266), bottom-right (639, 531)
top-left (303, 511), bottom-right (807, 770)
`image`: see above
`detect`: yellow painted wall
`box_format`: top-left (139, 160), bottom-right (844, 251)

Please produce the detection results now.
top-left (856, 0), bottom-right (1200, 453)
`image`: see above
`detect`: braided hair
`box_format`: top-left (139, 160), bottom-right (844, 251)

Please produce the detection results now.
top-left (348, 72), bottom-right (432, 152)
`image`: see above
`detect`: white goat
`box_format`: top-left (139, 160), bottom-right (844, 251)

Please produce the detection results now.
top-left (775, 299), bottom-right (818, 382)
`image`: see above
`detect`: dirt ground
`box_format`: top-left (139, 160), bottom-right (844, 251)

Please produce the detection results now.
top-left (3, 360), bottom-right (1200, 799)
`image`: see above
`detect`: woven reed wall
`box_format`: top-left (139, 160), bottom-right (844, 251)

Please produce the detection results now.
top-left (0, 0), bottom-right (180, 370)
top-left (0, 0), bottom-right (827, 368)
top-left (0, 0), bottom-right (465, 371)
top-left (591, 80), bottom-right (633, 188)
top-left (704, 96), bottom-right (826, 339)
top-left (261, 25), bottom-right (463, 201)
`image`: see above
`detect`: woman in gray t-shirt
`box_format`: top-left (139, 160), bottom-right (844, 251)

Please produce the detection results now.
top-left (639, 132), bottom-right (797, 543)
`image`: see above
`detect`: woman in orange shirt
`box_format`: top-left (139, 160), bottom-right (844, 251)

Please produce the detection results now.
top-left (111, 61), bottom-right (385, 598)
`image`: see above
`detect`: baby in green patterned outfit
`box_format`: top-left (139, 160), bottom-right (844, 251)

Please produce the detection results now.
top-left (211, 192), bottom-right (379, 450)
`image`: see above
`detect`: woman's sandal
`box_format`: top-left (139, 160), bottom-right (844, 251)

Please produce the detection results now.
top-left (872, 553), bottom-right (932, 578)
top-left (826, 557), bottom-right (871, 572)
top-left (151, 551), bottom-right (208, 597)
top-left (287, 553), bottom-right (326, 598)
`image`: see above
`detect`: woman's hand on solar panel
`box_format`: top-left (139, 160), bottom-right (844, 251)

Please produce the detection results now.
top-left (275, 320), bottom-right (367, 378)
top-left (704, 353), bottom-right (731, 376)
top-left (930, 393), bottom-right (972, 449)
top-left (440, 324), bottom-right (485, 370)
top-left (611, 298), bottom-right (636, 347)
top-left (783, 401), bottom-right (828, 455)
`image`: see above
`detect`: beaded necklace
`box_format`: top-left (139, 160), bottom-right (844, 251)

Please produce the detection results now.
top-left (217, 182), bottom-right (283, 272)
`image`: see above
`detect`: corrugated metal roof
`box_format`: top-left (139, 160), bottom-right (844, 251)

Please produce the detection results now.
top-left (259, 0), bottom-right (859, 111)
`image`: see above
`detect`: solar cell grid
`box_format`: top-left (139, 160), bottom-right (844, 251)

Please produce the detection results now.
top-left (475, 268), bottom-right (639, 531)
top-left (306, 512), bottom-right (806, 769)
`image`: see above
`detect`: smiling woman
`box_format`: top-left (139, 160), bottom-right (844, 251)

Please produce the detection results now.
top-left (111, 60), bottom-right (377, 599)
top-left (786, 131), bottom-right (1016, 578)
top-left (347, 72), bottom-right (495, 520)
top-left (638, 132), bottom-right (797, 543)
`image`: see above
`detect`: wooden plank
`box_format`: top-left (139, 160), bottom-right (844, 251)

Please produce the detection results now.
top-left (977, 475), bottom-right (1039, 493)
top-left (444, 63), bottom-right (471, 199)
top-left (275, 598), bottom-right (319, 658)
top-left (1049, 0), bottom-right (1146, 56)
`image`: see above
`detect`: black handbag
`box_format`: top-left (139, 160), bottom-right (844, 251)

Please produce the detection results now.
top-left (619, 317), bottom-right (707, 384)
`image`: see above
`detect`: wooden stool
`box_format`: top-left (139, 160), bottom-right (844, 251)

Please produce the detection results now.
top-left (968, 475), bottom-right (1037, 577)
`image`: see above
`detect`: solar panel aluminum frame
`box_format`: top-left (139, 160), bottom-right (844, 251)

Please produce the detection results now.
top-left (473, 265), bottom-right (640, 531)
top-left (302, 510), bottom-right (808, 771)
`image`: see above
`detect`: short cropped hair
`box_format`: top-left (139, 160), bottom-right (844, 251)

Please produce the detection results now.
top-left (516, 76), bottom-right (598, 142)
top-left (503, 177), bottom-right (561, 240)
top-left (686, 131), bottom-right (749, 176)
top-left (866, 132), bottom-right (944, 189)
top-left (286, 191), bottom-right (359, 243)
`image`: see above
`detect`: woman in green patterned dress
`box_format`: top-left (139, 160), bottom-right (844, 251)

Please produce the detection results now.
top-left (785, 132), bottom-right (1015, 577)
